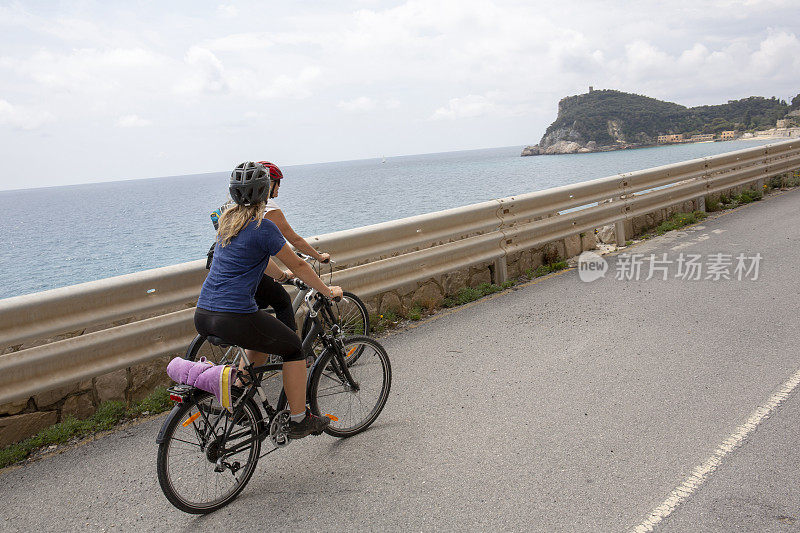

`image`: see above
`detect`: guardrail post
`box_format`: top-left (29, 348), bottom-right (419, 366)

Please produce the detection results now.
top-left (614, 221), bottom-right (626, 246)
top-left (697, 165), bottom-right (710, 212)
top-left (493, 257), bottom-right (508, 285)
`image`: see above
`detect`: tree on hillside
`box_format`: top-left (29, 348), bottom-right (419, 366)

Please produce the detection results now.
top-left (538, 90), bottom-right (795, 147)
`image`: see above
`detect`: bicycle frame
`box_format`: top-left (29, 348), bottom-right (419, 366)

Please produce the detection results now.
top-left (288, 251), bottom-right (326, 315)
top-left (161, 291), bottom-right (359, 460)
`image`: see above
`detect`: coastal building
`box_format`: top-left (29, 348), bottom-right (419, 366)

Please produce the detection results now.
top-left (657, 134), bottom-right (684, 143)
top-left (777, 119), bottom-right (787, 129)
top-left (690, 134), bottom-right (715, 141)
top-left (720, 130), bottom-right (736, 140)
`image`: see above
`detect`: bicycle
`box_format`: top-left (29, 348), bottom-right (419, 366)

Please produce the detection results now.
top-left (187, 253), bottom-right (370, 367)
top-left (156, 287), bottom-right (392, 514)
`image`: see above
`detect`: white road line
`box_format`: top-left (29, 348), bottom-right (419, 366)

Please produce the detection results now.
top-left (631, 366), bottom-right (800, 533)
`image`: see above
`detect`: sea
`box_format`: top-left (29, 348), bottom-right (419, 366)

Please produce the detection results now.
top-left (0, 139), bottom-right (777, 300)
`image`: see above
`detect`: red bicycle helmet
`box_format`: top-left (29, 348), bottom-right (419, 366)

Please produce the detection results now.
top-left (257, 161), bottom-right (283, 180)
top-left (258, 161), bottom-right (283, 199)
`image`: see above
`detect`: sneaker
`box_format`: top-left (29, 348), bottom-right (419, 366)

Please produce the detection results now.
top-left (288, 409), bottom-right (331, 439)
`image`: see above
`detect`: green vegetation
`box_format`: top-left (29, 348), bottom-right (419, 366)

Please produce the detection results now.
top-left (708, 188), bottom-right (765, 212)
top-left (651, 211), bottom-right (708, 235)
top-left (0, 387), bottom-right (171, 469)
top-left (541, 89), bottom-right (797, 146)
top-left (370, 309), bottom-right (401, 333)
top-left (705, 196), bottom-right (722, 212)
top-left (441, 281), bottom-right (519, 308)
top-left (525, 260), bottom-right (568, 279)
top-left (737, 188), bottom-right (763, 204)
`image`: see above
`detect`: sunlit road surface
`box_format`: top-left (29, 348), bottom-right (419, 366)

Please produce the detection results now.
top-left (3, 189), bottom-right (800, 532)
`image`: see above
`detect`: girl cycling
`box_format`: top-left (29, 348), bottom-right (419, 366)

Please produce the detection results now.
top-left (195, 161), bottom-right (343, 439)
top-left (209, 161), bottom-right (330, 333)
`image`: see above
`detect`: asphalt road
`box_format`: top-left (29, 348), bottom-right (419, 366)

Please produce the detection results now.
top-left (3, 188), bottom-right (800, 532)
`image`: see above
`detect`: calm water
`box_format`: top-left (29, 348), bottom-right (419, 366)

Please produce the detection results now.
top-left (0, 139), bottom-right (775, 299)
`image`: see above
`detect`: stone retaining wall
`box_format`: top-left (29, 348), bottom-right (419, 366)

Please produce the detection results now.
top-left (366, 232), bottom-right (596, 315)
top-left (0, 355), bottom-right (176, 448)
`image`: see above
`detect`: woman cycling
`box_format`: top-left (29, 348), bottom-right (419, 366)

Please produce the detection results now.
top-left (196, 161), bottom-right (343, 439)
top-left (209, 161), bottom-right (330, 333)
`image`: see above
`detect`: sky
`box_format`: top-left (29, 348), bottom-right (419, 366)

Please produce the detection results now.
top-left (0, 0), bottom-right (799, 190)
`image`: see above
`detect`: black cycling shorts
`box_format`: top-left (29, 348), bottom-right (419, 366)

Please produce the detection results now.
top-left (194, 307), bottom-right (304, 362)
top-left (254, 275), bottom-right (296, 332)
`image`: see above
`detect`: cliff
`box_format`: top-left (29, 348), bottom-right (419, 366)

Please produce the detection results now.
top-left (522, 89), bottom-right (796, 156)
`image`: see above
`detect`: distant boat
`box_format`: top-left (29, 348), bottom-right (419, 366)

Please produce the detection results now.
top-left (381, 157), bottom-right (386, 163)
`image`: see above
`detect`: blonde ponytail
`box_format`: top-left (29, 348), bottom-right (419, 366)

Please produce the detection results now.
top-left (216, 201), bottom-right (266, 247)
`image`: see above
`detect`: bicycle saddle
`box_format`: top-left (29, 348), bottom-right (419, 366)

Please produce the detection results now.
top-left (206, 335), bottom-right (231, 347)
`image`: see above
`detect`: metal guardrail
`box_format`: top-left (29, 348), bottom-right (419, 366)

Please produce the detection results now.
top-left (1, 139), bottom-right (799, 404)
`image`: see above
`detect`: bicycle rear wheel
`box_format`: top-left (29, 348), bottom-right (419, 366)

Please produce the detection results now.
top-left (309, 336), bottom-right (391, 438)
top-left (184, 334), bottom-right (237, 364)
top-left (156, 391), bottom-right (261, 514)
top-left (336, 291), bottom-right (370, 337)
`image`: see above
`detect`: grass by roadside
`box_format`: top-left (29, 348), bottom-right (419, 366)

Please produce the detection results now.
top-left (369, 261), bottom-right (569, 333)
top-left (0, 387), bottom-right (172, 470)
top-left (705, 189), bottom-right (763, 212)
top-left (649, 211), bottom-right (709, 236)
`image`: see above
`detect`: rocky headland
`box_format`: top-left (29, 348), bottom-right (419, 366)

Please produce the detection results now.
top-left (522, 89), bottom-right (799, 156)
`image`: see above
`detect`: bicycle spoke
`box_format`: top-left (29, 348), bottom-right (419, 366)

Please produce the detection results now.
top-left (311, 337), bottom-right (390, 437)
top-left (158, 391), bottom-right (261, 513)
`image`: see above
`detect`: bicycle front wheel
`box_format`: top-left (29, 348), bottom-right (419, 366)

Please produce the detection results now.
top-left (156, 391), bottom-right (261, 514)
top-left (309, 336), bottom-right (391, 438)
top-left (302, 291), bottom-right (370, 363)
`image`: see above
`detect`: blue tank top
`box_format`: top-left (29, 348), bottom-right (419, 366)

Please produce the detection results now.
top-left (198, 218), bottom-right (287, 313)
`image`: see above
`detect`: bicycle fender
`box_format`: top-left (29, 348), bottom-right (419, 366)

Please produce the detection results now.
top-left (155, 404), bottom-right (185, 444)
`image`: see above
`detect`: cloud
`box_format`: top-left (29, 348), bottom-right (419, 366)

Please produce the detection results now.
top-left (217, 4), bottom-right (239, 19)
top-left (2, 0), bottom-right (800, 190)
top-left (337, 97), bottom-right (403, 112)
top-left (431, 95), bottom-right (499, 120)
top-left (256, 66), bottom-right (321, 99)
top-left (749, 30), bottom-right (800, 77)
top-left (204, 32), bottom-right (273, 52)
top-left (116, 114), bottom-right (151, 128)
top-left (174, 46), bottom-right (229, 95)
top-left (338, 96), bottom-right (377, 112)
top-left (2, 47), bottom-right (166, 93)
top-left (0, 99), bottom-right (53, 130)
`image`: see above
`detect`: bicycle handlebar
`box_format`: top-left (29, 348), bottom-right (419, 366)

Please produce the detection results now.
top-left (284, 277), bottom-right (309, 290)
top-left (295, 251), bottom-right (334, 264)
top-left (284, 278), bottom-right (341, 302)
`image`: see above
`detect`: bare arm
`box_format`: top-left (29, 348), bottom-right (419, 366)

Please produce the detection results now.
top-left (274, 244), bottom-right (342, 299)
top-left (265, 209), bottom-right (329, 262)
top-left (263, 258), bottom-right (291, 281)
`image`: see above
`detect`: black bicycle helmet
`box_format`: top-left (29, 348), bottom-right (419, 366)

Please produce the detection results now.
top-left (229, 161), bottom-right (269, 206)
